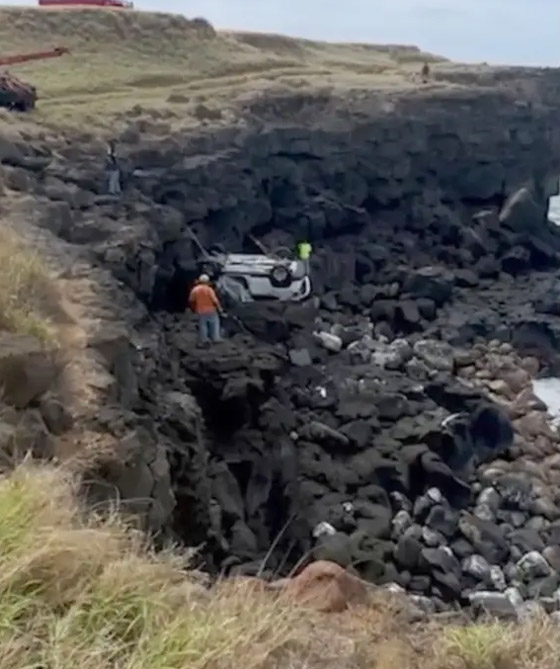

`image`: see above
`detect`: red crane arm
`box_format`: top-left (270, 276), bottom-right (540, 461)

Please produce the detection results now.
top-left (0, 47), bottom-right (70, 67)
top-left (38, 1), bottom-right (133, 7)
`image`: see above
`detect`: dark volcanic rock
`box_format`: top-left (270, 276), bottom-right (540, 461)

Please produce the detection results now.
top-left (376, 393), bottom-right (410, 421)
top-left (396, 300), bottom-right (422, 331)
top-left (0, 334), bottom-right (60, 409)
top-left (402, 267), bottom-right (453, 306)
top-left (340, 420), bottom-right (374, 449)
top-left (425, 505), bottom-right (459, 537)
top-left (419, 547), bottom-right (461, 577)
top-left (459, 514), bottom-right (509, 564)
top-left (6, 65), bottom-right (560, 610)
top-left (355, 502), bottom-right (392, 538)
top-left (475, 256), bottom-right (501, 279)
top-left (500, 186), bottom-right (547, 235)
top-left (454, 269), bottom-right (479, 288)
top-left (508, 528), bottom-right (545, 554)
top-left (395, 527), bottom-right (423, 570)
top-left (502, 246), bottom-right (531, 275)
top-left (371, 299), bottom-right (398, 323)
top-left (299, 421), bottom-right (350, 451)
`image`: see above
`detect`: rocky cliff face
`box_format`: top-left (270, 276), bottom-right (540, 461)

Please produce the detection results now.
top-left (47, 69), bottom-right (560, 309)
top-left (2, 65), bottom-right (560, 614)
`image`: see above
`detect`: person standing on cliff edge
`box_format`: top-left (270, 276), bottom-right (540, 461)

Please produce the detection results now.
top-left (188, 274), bottom-right (223, 346)
top-left (296, 239), bottom-right (312, 275)
top-left (106, 140), bottom-right (121, 195)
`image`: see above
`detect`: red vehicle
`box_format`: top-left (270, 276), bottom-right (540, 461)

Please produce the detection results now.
top-left (38, 0), bottom-right (134, 8)
top-left (0, 47), bottom-right (70, 112)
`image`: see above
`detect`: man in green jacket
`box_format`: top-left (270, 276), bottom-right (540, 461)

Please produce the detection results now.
top-left (296, 240), bottom-right (312, 275)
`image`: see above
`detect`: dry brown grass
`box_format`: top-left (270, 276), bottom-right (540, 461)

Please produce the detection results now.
top-left (0, 462), bottom-right (307, 669)
top-left (0, 6), bottom-right (445, 132)
top-left (0, 227), bottom-right (53, 341)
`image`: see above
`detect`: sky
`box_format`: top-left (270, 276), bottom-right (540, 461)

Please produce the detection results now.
top-left (4, 0), bottom-right (559, 66)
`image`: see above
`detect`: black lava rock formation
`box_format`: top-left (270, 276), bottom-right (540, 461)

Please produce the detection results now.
top-left (2, 65), bottom-right (560, 614)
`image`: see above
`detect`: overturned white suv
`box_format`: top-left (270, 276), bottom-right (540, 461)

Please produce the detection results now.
top-left (199, 251), bottom-right (312, 303)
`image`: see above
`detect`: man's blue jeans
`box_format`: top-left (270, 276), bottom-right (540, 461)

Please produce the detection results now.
top-left (108, 169), bottom-right (121, 194)
top-left (198, 311), bottom-right (221, 344)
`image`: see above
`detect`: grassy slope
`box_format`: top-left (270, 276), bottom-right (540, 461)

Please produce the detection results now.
top-left (0, 228), bottom-right (53, 341)
top-left (0, 6), bottom-right (444, 131)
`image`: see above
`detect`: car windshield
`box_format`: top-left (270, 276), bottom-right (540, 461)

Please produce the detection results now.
top-left (217, 253), bottom-right (292, 268)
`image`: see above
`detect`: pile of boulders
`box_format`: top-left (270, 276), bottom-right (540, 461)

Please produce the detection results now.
top-left (167, 306), bottom-right (560, 618)
top-left (298, 321), bottom-right (560, 618)
top-left (389, 477), bottom-right (560, 619)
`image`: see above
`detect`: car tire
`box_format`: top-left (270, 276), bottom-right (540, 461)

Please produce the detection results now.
top-left (208, 243), bottom-right (226, 255)
top-left (270, 265), bottom-right (292, 287)
top-left (273, 246), bottom-right (292, 259)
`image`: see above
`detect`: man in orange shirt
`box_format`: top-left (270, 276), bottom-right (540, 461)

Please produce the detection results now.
top-left (188, 274), bottom-right (222, 345)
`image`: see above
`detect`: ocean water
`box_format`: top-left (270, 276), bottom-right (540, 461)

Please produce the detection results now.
top-left (532, 378), bottom-right (560, 432)
top-left (529, 200), bottom-right (560, 426)
top-left (533, 378), bottom-right (560, 415)
top-left (551, 195), bottom-right (560, 226)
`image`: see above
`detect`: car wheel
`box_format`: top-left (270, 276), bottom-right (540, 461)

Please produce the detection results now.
top-left (273, 246), bottom-right (292, 259)
top-left (208, 243), bottom-right (226, 255)
top-left (270, 265), bottom-right (292, 287)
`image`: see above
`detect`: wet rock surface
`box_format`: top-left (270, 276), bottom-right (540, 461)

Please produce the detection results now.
top-left (1, 72), bottom-right (560, 613)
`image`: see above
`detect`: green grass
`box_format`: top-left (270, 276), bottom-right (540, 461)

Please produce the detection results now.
top-left (433, 619), bottom-right (560, 669)
top-left (0, 6), bottom-right (445, 131)
top-left (0, 228), bottom-right (53, 342)
top-left (440, 624), bottom-right (512, 669)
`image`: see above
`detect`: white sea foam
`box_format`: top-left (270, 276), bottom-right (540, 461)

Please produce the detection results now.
top-left (550, 195), bottom-right (560, 226)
